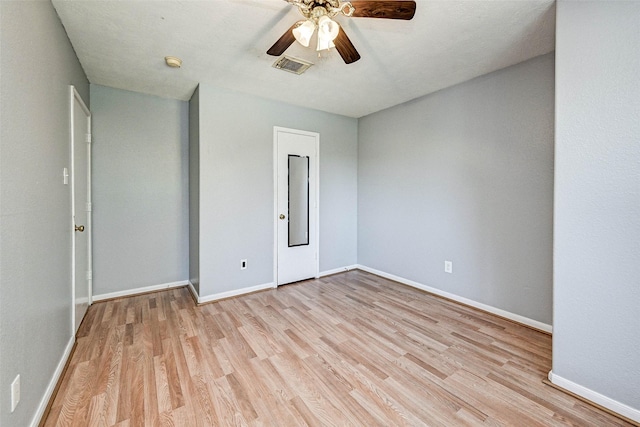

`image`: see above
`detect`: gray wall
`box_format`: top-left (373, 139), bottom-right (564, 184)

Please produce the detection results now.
top-left (189, 86), bottom-right (200, 293)
top-left (91, 85), bottom-right (189, 295)
top-left (0, 1), bottom-right (89, 425)
top-left (553, 1), bottom-right (640, 411)
top-left (358, 53), bottom-right (555, 325)
top-left (197, 85), bottom-right (358, 297)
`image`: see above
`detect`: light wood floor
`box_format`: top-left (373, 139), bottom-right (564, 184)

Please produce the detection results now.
top-left (43, 270), bottom-right (633, 426)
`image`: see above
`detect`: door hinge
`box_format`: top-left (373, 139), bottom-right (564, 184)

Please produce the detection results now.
top-left (86, 133), bottom-right (92, 143)
top-left (85, 202), bottom-right (92, 212)
top-left (86, 270), bottom-right (93, 281)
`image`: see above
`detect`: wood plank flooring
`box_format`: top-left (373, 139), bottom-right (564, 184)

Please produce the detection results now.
top-left (43, 270), bottom-right (633, 426)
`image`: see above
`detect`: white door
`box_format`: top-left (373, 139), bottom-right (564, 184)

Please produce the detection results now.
top-left (71, 86), bottom-right (92, 334)
top-left (274, 127), bottom-right (319, 285)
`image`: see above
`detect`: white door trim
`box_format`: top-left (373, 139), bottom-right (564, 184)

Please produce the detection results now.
top-left (273, 126), bottom-right (320, 286)
top-left (70, 85), bottom-right (92, 335)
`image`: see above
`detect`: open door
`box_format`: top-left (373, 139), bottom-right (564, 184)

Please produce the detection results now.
top-left (274, 127), bottom-right (319, 285)
top-left (70, 86), bottom-right (92, 334)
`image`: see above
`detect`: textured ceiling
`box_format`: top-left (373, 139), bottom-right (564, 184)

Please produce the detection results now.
top-left (52, 0), bottom-right (555, 118)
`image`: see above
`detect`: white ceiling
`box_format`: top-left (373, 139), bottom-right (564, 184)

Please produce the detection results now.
top-left (52, 0), bottom-right (556, 118)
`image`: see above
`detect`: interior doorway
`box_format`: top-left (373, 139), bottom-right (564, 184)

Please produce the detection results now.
top-left (70, 86), bottom-right (92, 334)
top-left (274, 126), bottom-right (319, 286)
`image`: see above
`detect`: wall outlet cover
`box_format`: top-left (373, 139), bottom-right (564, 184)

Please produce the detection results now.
top-left (444, 261), bottom-right (453, 274)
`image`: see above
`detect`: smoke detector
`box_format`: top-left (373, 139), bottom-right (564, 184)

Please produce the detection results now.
top-left (165, 56), bottom-right (182, 68)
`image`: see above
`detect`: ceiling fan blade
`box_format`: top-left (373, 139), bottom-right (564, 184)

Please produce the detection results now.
top-left (267, 21), bottom-right (302, 56)
top-left (349, 1), bottom-right (416, 20)
top-left (334, 27), bottom-right (361, 64)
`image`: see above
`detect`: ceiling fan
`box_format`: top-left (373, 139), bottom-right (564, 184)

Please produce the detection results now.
top-left (267, 0), bottom-right (416, 64)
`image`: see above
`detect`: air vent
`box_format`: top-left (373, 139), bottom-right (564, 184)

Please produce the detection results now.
top-left (273, 56), bottom-right (313, 75)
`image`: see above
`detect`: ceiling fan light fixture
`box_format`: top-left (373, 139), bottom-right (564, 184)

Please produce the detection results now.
top-left (316, 34), bottom-right (336, 51)
top-left (293, 19), bottom-right (315, 47)
top-left (316, 15), bottom-right (339, 51)
top-left (318, 15), bottom-right (339, 40)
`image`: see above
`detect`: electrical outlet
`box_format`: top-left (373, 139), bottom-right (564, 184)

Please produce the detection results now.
top-left (11, 374), bottom-right (20, 412)
top-left (240, 259), bottom-right (247, 270)
top-left (444, 260), bottom-right (453, 274)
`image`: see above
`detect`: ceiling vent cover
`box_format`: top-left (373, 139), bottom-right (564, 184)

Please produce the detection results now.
top-left (273, 56), bottom-right (313, 75)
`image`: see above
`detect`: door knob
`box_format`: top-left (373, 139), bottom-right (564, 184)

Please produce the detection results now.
top-left (75, 225), bottom-right (85, 232)
top-left (279, 214), bottom-right (285, 220)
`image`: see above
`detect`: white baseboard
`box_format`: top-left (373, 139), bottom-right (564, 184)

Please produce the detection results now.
top-left (31, 335), bottom-right (75, 427)
top-left (548, 371), bottom-right (640, 423)
top-left (193, 281), bottom-right (276, 304)
top-left (356, 265), bottom-right (552, 333)
top-left (187, 280), bottom-right (199, 303)
top-left (92, 280), bottom-right (189, 302)
top-left (319, 265), bottom-right (358, 277)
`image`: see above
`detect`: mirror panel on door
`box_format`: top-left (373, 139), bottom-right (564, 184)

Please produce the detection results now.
top-left (288, 155), bottom-right (309, 247)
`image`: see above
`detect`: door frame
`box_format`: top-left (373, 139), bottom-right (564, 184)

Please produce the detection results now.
top-left (273, 126), bottom-right (320, 286)
top-left (70, 85), bottom-right (92, 334)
